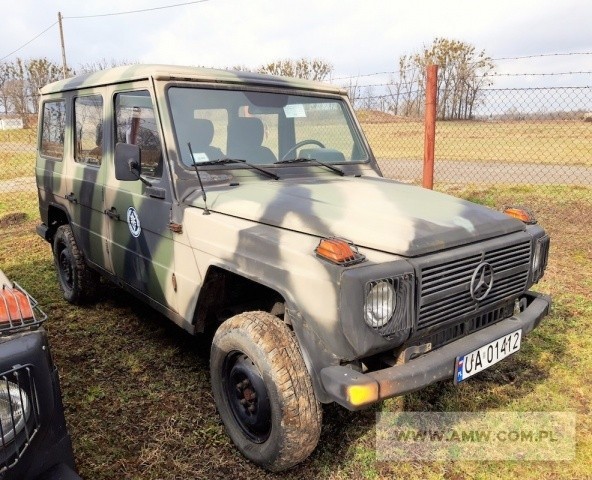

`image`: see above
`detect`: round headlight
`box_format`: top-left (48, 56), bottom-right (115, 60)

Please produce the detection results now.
top-left (365, 281), bottom-right (396, 328)
top-left (0, 381), bottom-right (31, 445)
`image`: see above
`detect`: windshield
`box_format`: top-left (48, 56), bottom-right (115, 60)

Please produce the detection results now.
top-left (168, 87), bottom-right (369, 167)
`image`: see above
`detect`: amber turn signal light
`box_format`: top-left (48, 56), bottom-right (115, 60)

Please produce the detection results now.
top-left (315, 237), bottom-right (366, 266)
top-left (0, 287), bottom-right (34, 323)
top-left (504, 207), bottom-right (536, 224)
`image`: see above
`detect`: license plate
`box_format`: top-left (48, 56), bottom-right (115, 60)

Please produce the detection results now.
top-left (455, 329), bottom-right (522, 383)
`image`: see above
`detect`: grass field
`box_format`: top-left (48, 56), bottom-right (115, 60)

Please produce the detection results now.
top-left (0, 119), bottom-right (590, 186)
top-left (362, 120), bottom-right (592, 166)
top-left (0, 186), bottom-right (590, 479)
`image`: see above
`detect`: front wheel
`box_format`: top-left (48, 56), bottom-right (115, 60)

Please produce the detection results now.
top-left (210, 311), bottom-right (322, 471)
top-left (53, 224), bottom-right (99, 304)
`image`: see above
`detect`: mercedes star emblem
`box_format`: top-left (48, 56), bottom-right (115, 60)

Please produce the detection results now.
top-left (470, 262), bottom-right (494, 301)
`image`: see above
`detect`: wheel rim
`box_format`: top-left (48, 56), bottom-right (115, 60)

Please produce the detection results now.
top-left (223, 351), bottom-right (272, 443)
top-left (57, 243), bottom-right (74, 290)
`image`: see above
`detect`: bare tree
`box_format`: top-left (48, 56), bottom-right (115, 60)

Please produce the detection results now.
top-left (387, 39), bottom-right (494, 119)
top-left (258, 58), bottom-right (333, 81)
top-left (76, 58), bottom-right (135, 74)
top-left (0, 62), bottom-right (11, 114)
top-left (229, 65), bottom-right (254, 72)
top-left (0, 57), bottom-right (65, 119)
top-left (343, 77), bottom-right (363, 110)
top-left (4, 59), bottom-right (28, 121)
top-left (26, 58), bottom-right (63, 113)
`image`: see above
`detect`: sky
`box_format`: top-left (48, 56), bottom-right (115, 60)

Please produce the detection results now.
top-left (2, 0), bottom-right (591, 90)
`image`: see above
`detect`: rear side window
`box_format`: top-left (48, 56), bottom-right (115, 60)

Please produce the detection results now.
top-left (74, 95), bottom-right (103, 166)
top-left (115, 91), bottom-right (163, 178)
top-left (40, 100), bottom-right (66, 159)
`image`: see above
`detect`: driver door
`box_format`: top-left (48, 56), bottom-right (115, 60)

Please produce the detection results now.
top-left (103, 88), bottom-right (177, 312)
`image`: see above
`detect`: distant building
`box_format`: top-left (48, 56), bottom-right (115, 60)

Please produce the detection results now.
top-left (0, 118), bottom-right (24, 130)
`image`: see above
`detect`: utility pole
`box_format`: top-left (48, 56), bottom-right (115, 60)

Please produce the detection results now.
top-left (57, 12), bottom-right (68, 79)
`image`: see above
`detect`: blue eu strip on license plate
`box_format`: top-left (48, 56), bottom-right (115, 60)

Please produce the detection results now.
top-left (455, 329), bottom-right (522, 384)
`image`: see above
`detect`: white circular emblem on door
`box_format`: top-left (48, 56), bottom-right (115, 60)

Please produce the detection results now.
top-left (127, 207), bottom-right (142, 237)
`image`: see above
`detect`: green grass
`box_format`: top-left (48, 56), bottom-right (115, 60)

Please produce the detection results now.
top-left (0, 191), bottom-right (39, 219)
top-left (0, 183), bottom-right (591, 477)
top-left (361, 120), bottom-right (592, 166)
top-left (0, 151), bottom-right (35, 181)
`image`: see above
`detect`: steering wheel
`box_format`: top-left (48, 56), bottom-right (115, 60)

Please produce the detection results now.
top-left (281, 139), bottom-right (325, 161)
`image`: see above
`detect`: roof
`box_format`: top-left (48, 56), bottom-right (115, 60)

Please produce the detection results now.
top-left (40, 64), bottom-right (347, 96)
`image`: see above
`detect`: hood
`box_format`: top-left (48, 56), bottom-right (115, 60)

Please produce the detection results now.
top-left (187, 176), bottom-right (524, 257)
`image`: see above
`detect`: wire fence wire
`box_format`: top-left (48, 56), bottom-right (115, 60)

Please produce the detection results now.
top-left (1, 79), bottom-right (591, 228)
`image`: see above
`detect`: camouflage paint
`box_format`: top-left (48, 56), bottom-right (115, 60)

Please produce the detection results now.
top-left (36, 65), bottom-right (546, 391)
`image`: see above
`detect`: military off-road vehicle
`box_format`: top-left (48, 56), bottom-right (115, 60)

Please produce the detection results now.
top-left (35, 65), bottom-right (551, 471)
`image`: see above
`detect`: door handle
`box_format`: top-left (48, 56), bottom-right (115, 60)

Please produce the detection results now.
top-left (65, 193), bottom-right (78, 203)
top-left (104, 207), bottom-right (120, 220)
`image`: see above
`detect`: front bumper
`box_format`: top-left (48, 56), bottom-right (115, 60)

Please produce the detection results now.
top-left (321, 291), bottom-right (551, 410)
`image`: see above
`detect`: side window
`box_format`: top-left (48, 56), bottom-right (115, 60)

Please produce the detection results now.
top-left (115, 91), bottom-right (163, 178)
top-left (74, 95), bottom-right (103, 166)
top-left (40, 100), bottom-right (66, 159)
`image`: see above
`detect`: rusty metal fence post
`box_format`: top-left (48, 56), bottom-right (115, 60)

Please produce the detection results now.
top-left (423, 64), bottom-right (438, 189)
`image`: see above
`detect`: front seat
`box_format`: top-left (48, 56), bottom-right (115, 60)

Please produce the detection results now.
top-left (227, 117), bottom-right (276, 164)
top-left (190, 119), bottom-right (224, 162)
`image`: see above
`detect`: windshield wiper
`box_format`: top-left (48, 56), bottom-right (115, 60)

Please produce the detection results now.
top-left (195, 158), bottom-right (279, 180)
top-left (274, 158), bottom-right (344, 176)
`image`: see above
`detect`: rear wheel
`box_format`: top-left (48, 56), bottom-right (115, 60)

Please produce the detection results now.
top-left (53, 225), bottom-right (98, 304)
top-left (210, 311), bottom-right (322, 471)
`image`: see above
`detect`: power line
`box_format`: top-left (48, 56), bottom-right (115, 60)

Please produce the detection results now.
top-left (0, 1), bottom-right (212, 64)
top-left (64, 0), bottom-right (211, 19)
top-left (0, 21), bottom-right (58, 62)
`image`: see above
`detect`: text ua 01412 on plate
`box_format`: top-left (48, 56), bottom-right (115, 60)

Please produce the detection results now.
top-left (455, 329), bottom-right (522, 383)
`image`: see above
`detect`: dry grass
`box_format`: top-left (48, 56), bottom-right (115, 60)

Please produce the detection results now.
top-left (0, 151), bottom-right (35, 181)
top-left (362, 120), bottom-right (592, 166)
top-left (0, 186), bottom-right (590, 479)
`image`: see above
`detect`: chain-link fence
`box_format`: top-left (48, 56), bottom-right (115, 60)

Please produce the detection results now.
top-left (372, 85), bottom-right (592, 195)
top-left (1, 76), bottom-right (591, 229)
top-left (0, 108), bottom-right (37, 225)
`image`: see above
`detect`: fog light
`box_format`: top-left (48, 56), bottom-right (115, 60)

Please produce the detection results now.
top-left (364, 280), bottom-right (396, 328)
top-left (347, 383), bottom-right (379, 407)
top-left (0, 381), bottom-right (30, 445)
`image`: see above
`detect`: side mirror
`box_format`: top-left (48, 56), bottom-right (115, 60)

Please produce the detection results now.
top-left (115, 143), bottom-right (141, 181)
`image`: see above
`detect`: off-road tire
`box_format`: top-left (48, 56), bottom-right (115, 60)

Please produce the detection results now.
top-left (53, 224), bottom-right (98, 304)
top-left (210, 311), bottom-right (322, 472)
